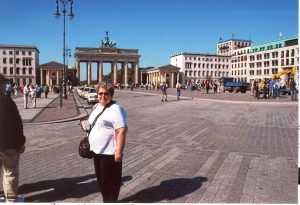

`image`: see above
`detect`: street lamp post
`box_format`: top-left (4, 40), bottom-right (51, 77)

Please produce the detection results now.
top-left (65, 47), bottom-right (71, 92)
top-left (54, 0), bottom-right (74, 106)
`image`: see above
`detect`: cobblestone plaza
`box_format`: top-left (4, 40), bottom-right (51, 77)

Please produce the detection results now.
top-left (0, 90), bottom-right (298, 203)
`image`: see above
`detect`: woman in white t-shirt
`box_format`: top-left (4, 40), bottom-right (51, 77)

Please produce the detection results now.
top-left (88, 83), bottom-right (127, 203)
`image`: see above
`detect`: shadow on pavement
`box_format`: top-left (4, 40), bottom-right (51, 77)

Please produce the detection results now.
top-left (120, 176), bottom-right (207, 203)
top-left (18, 174), bottom-right (132, 202)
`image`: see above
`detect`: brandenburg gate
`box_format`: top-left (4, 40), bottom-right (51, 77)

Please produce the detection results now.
top-left (75, 32), bottom-right (140, 85)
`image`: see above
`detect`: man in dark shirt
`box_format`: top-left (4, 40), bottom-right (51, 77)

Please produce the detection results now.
top-left (0, 74), bottom-right (26, 202)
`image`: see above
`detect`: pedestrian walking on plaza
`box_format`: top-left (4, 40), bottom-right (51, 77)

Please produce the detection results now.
top-left (204, 80), bottom-right (210, 94)
top-left (130, 83), bottom-right (134, 91)
top-left (274, 80), bottom-right (280, 99)
top-left (0, 74), bottom-right (26, 202)
top-left (23, 84), bottom-right (29, 109)
top-left (289, 78), bottom-right (297, 101)
top-left (160, 82), bottom-right (167, 102)
top-left (13, 84), bottom-right (19, 97)
top-left (213, 80), bottom-right (218, 94)
top-left (30, 85), bottom-right (37, 108)
top-left (43, 84), bottom-right (49, 99)
top-left (175, 81), bottom-right (181, 100)
top-left (85, 83), bottom-right (127, 203)
top-left (5, 82), bottom-right (13, 97)
top-left (250, 80), bottom-right (254, 96)
top-left (269, 78), bottom-right (275, 98)
top-left (35, 84), bottom-right (42, 98)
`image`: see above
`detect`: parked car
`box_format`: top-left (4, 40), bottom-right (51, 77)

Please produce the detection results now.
top-left (81, 87), bottom-right (90, 98)
top-left (87, 88), bottom-right (98, 104)
top-left (77, 86), bottom-right (84, 96)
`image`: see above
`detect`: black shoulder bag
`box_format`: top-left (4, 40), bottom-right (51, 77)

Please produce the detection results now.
top-left (79, 101), bottom-right (115, 159)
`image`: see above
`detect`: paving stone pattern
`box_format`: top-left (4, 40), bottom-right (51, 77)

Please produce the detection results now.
top-left (0, 90), bottom-right (297, 203)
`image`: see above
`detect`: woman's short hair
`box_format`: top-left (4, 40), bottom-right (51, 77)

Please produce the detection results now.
top-left (96, 83), bottom-right (114, 96)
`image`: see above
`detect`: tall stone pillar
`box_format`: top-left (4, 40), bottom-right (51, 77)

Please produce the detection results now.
top-left (98, 61), bottom-right (103, 83)
top-left (56, 70), bottom-right (60, 86)
top-left (113, 61), bottom-right (117, 85)
top-left (135, 62), bottom-right (139, 84)
top-left (177, 72), bottom-right (180, 83)
top-left (76, 60), bottom-right (80, 83)
top-left (124, 62), bottom-right (128, 85)
top-left (140, 72), bottom-right (143, 85)
top-left (46, 70), bottom-right (50, 86)
top-left (146, 74), bottom-right (149, 84)
top-left (40, 70), bottom-right (43, 86)
top-left (165, 73), bottom-right (167, 85)
top-left (87, 61), bottom-right (92, 85)
top-left (159, 72), bottom-right (162, 84)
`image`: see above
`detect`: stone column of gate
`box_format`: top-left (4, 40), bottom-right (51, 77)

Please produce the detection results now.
top-left (140, 71), bottom-right (143, 85)
top-left (159, 72), bottom-right (162, 84)
top-left (177, 72), bottom-right (180, 83)
top-left (134, 62), bottom-right (139, 84)
top-left (124, 62), bottom-right (128, 85)
top-left (40, 70), bottom-right (44, 86)
top-left (75, 60), bottom-right (80, 83)
top-left (146, 73), bottom-right (149, 84)
top-left (46, 70), bottom-right (50, 86)
top-left (113, 61), bottom-right (117, 85)
top-left (87, 61), bottom-right (92, 85)
top-left (56, 70), bottom-right (60, 86)
top-left (97, 61), bottom-right (103, 83)
top-left (165, 72), bottom-right (167, 86)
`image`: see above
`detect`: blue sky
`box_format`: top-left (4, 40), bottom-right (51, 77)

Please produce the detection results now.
top-left (0, 0), bottom-right (298, 79)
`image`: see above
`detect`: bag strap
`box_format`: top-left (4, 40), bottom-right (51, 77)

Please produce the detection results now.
top-left (89, 101), bottom-right (115, 134)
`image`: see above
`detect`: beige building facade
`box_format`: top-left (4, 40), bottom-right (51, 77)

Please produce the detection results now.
top-left (39, 61), bottom-right (64, 87)
top-left (140, 65), bottom-right (180, 88)
top-left (0, 44), bottom-right (39, 85)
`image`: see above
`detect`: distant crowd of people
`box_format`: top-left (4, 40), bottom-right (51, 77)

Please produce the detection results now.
top-left (4, 82), bottom-right (51, 109)
top-left (250, 78), bottom-right (297, 100)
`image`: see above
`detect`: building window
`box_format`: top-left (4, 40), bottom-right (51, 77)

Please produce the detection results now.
top-left (16, 51), bottom-right (19, 55)
top-left (3, 58), bottom-right (6, 64)
top-left (28, 51), bottom-right (32, 55)
top-left (9, 51), bottom-right (13, 55)
top-left (286, 50), bottom-right (289, 57)
top-left (10, 67), bottom-right (13, 74)
top-left (2, 51), bottom-right (6, 55)
top-left (291, 49), bottom-right (295, 57)
top-left (16, 67), bottom-right (20, 75)
top-left (9, 58), bottom-right (13, 64)
top-left (256, 70), bottom-right (262, 75)
top-left (22, 51), bottom-right (25, 55)
top-left (29, 68), bottom-right (32, 75)
top-left (3, 67), bottom-right (7, 74)
top-left (16, 58), bottom-right (20, 64)
top-left (22, 68), bottom-right (26, 75)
